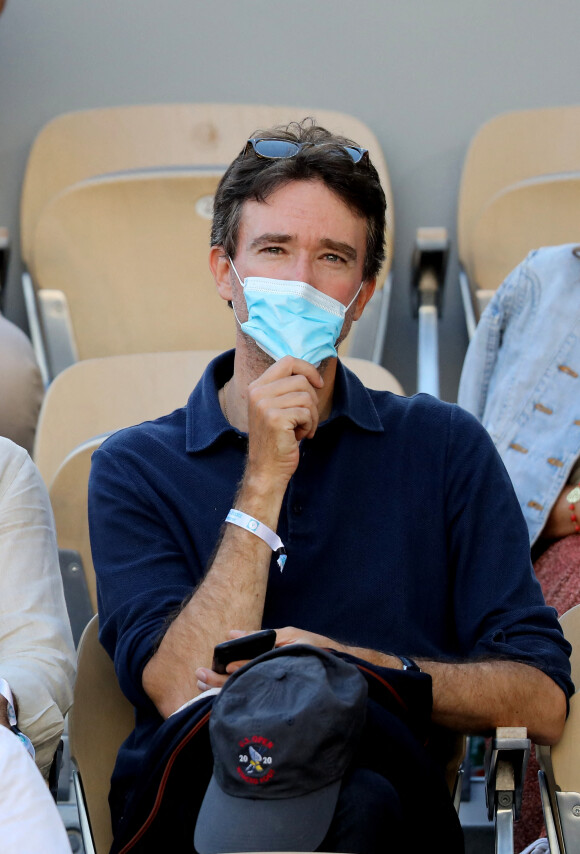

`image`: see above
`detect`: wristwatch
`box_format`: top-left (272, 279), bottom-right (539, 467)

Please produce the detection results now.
top-left (394, 654), bottom-right (421, 672)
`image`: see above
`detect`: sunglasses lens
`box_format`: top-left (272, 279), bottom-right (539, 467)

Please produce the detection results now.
top-left (253, 139), bottom-right (301, 159)
top-left (248, 139), bottom-right (368, 163)
top-left (344, 146), bottom-right (366, 163)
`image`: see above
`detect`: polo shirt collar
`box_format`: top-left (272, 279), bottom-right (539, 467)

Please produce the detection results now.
top-left (185, 350), bottom-right (384, 453)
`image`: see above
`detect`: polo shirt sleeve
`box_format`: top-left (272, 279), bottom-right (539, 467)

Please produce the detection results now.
top-left (444, 404), bottom-right (574, 699)
top-left (89, 439), bottom-right (202, 707)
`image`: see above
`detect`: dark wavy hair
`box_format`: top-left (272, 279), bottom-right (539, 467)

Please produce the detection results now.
top-left (210, 119), bottom-right (387, 281)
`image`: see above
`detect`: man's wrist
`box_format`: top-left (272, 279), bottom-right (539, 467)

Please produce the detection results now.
top-left (226, 509), bottom-right (287, 572)
top-left (236, 473), bottom-right (286, 527)
top-left (393, 654), bottom-right (422, 672)
top-left (242, 467), bottom-right (288, 499)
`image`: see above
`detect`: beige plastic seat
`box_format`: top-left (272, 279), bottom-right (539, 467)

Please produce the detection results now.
top-left (69, 615), bottom-right (133, 854)
top-left (466, 174), bottom-right (580, 316)
top-left (50, 436), bottom-right (105, 614)
top-left (21, 103), bottom-right (394, 379)
top-left (34, 350), bottom-right (225, 488)
top-left (29, 171), bottom-right (230, 376)
top-left (538, 603), bottom-right (580, 853)
top-left (457, 105), bottom-right (580, 335)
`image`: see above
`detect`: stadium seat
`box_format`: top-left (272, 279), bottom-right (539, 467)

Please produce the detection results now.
top-left (538, 603), bottom-right (580, 853)
top-left (456, 105), bottom-right (580, 336)
top-left (466, 174), bottom-right (580, 320)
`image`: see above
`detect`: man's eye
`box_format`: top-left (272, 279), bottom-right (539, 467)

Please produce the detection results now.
top-left (262, 246), bottom-right (283, 255)
top-left (323, 253), bottom-right (345, 264)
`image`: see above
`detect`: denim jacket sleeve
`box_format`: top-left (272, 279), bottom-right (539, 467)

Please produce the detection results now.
top-left (457, 254), bottom-right (536, 418)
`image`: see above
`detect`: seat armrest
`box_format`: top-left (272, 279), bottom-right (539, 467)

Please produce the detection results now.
top-left (485, 726), bottom-right (530, 822)
top-left (411, 227), bottom-right (450, 398)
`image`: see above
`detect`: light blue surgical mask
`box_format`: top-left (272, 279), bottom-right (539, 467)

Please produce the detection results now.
top-left (229, 260), bottom-right (363, 366)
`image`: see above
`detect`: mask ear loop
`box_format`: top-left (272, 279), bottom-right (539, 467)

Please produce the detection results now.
top-left (228, 257), bottom-right (244, 288)
top-left (228, 257), bottom-right (246, 329)
top-left (345, 281), bottom-right (365, 313)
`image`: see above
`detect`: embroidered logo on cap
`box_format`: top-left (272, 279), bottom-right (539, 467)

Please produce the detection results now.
top-left (237, 736), bottom-right (274, 784)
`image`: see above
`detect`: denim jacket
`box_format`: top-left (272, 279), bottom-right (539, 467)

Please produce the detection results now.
top-left (458, 244), bottom-right (580, 545)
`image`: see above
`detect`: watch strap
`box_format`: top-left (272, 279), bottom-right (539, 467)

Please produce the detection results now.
top-left (393, 654), bottom-right (421, 672)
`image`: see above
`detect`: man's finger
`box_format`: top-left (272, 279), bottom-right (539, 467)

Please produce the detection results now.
top-left (255, 355), bottom-right (324, 389)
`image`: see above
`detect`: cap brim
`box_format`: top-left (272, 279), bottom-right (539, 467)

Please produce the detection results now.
top-left (194, 774), bottom-right (342, 854)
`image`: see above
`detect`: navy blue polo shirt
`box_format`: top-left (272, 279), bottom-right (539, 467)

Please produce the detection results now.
top-left (88, 350), bottom-right (573, 804)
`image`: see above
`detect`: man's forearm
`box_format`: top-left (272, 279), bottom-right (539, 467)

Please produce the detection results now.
top-left (276, 627), bottom-right (567, 745)
top-left (345, 643), bottom-right (566, 745)
top-left (142, 474), bottom-right (286, 718)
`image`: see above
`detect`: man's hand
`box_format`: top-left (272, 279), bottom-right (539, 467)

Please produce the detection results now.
top-left (246, 356), bottom-right (324, 491)
top-left (194, 625), bottom-right (341, 692)
top-left (274, 625), bottom-right (346, 652)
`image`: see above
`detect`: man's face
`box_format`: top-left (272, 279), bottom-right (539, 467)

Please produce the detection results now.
top-left (230, 178), bottom-right (374, 325)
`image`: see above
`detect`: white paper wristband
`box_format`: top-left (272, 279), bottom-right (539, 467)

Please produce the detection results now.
top-left (226, 509), bottom-right (287, 572)
top-left (0, 677), bottom-right (35, 758)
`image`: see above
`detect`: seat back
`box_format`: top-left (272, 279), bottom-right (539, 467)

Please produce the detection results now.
top-left (69, 614), bottom-right (134, 854)
top-left (51, 436), bottom-right (106, 614)
top-left (457, 106), bottom-right (580, 329)
top-left (538, 603), bottom-right (580, 853)
top-left (458, 105), bottom-right (580, 268)
top-left (34, 349), bottom-right (224, 487)
top-left (29, 171), bottom-right (233, 366)
top-left (467, 174), bottom-right (580, 315)
top-left (559, 604), bottom-right (580, 692)
top-left (21, 102), bottom-right (393, 269)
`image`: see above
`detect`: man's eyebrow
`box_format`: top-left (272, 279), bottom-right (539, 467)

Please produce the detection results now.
top-left (248, 234), bottom-right (358, 261)
top-left (320, 239), bottom-right (357, 261)
top-left (249, 233), bottom-right (293, 249)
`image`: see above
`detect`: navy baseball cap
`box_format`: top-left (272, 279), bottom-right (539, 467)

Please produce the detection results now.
top-left (194, 644), bottom-right (367, 853)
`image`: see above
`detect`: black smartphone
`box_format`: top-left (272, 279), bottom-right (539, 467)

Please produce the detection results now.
top-left (211, 629), bottom-right (277, 674)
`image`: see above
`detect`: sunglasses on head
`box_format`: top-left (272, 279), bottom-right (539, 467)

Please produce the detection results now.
top-left (244, 137), bottom-right (369, 164)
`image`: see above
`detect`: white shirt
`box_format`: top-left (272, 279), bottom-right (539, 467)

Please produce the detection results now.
top-left (0, 726), bottom-right (70, 853)
top-left (0, 437), bottom-right (75, 778)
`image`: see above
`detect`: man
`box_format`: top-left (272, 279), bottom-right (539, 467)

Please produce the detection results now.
top-left (89, 121), bottom-right (572, 851)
